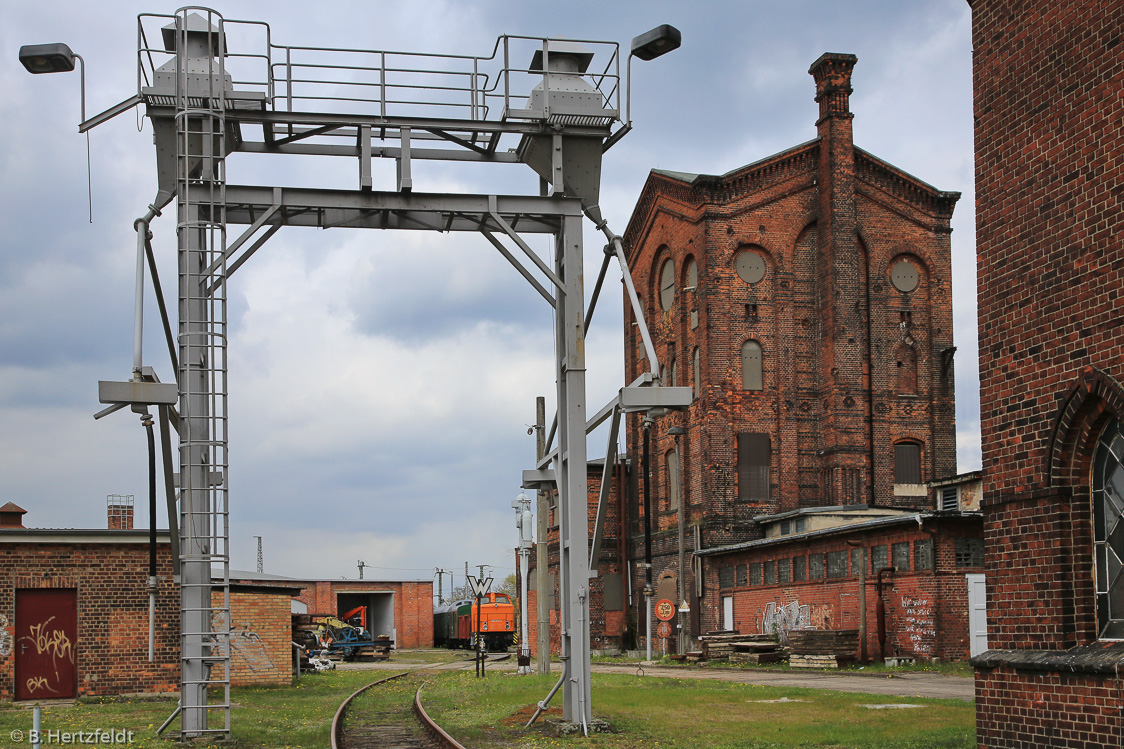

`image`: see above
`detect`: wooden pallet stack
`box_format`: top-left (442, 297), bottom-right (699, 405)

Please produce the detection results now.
top-left (787, 629), bottom-right (859, 668)
top-left (698, 633), bottom-right (787, 664)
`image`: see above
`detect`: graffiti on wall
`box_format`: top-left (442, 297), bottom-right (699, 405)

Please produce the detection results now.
top-left (211, 612), bottom-right (275, 672)
top-left (759, 599), bottom-right (833, 643)
top-left (898, 595), bottom-right (934, 657)
top-left (0, 614), bottom-right (10, 658)
top-left (20, 617), bottom-right (74, 673)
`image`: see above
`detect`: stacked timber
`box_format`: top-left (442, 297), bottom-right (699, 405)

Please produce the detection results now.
top-left (698, 633), bottom-right (787, 664)
top-left (787, 629), bottom-right (859, 668)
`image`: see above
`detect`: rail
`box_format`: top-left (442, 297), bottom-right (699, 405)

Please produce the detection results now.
top-left (331, 672), bottom-right (466, 749)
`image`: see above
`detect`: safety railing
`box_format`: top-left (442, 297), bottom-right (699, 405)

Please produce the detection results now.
top-left (137, 13), bottom-right (623, 129)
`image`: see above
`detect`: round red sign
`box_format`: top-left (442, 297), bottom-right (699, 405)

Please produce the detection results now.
top-left (656, 621), bottom-right (673, 639)
top-left (655, 598), bottom-right (676, 622)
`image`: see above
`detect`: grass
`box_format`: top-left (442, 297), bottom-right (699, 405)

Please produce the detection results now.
top-left (0, 653), bottom-right (974, 748)
top-left (423, 671), bottom-right (976, 748)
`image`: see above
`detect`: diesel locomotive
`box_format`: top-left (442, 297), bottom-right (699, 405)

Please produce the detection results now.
top-left (433, 592), bottom-right (515, 651)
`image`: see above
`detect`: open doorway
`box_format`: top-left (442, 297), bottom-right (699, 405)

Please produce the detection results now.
top-left (336, 591), bottom-right (395, 642)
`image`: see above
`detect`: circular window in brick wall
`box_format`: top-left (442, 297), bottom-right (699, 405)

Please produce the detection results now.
top-left (735, 249), bottom-right (767, 284)
top-left (890, 258), bottom-right (920, 293)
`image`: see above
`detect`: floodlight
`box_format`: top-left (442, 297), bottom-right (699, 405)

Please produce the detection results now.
top-left (630, 25), bottom-right (682, 61)
top-left (19, 42), bottom-right (77, 74)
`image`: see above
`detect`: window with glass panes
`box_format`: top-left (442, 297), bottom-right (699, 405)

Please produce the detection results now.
top-left (750, 562), bottom-right (761, 586)
top-left (915, 538), bottom-right (934, 571)
top-left (809, 553), bottom-right (824, 579)
top-left (778, 558), bottom-right (791, 584)
top-left (1093, 418), bottom-right (1124, 639)
top-left (871, 544), bottom-right (889, 571)
top-left (736, 564), bottom-right (747, 587)
top-left (892, 542), bottom-right (911, 571)
top-left (955, 537), bottom-right (984, 568)
top-left (718, 566), bottom-right (735, 589)
top-left (851, 547), bottom-right (864, 577)
top-left (793, 556), bottom-right (806, 581)
top-left (764, 560), bottom-right (777, 585)
top-left (827, 550), bottom-right (848, 578)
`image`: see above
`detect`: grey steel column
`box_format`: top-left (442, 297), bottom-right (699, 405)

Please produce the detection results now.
top-left (555, 210), bottom-right (590, 726)
top-left (535, 396), bottom-right (550, 674)
top-left (178, 200), bottom-right (210, 735)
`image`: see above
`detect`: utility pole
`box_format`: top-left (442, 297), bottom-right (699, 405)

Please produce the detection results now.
top-left (357, 560), bottom-right (367, 580)
top-left (513, 491), bottom-right (533, 674)
top-left (435, 568), bottom-right (449, 606)
top-left (254, 535), bottom-right (263, 574)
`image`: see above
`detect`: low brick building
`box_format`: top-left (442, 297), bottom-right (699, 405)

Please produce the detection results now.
top-left (0, 502), bottom-right (178, 700)
top-left (282, 577), bottom-right (434, 649)
top-left (0, 502), bottom-right (304, 700)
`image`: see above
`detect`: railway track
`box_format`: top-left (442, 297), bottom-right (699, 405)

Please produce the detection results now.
top-left (331, 670), bottom-right (465, 749)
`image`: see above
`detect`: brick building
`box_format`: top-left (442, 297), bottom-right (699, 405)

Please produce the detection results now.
top-left (531, 52), bottom-right (981, 661)
top-left (968, 0), bottom-right (1124, 745)
top-left (0, 501), bottom-right (302, 700)
top-left (618, 52), bottom-right (963, 649)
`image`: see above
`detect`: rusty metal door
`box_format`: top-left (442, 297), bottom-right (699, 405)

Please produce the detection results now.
top-left (15, 589), bottom-right (77, 700)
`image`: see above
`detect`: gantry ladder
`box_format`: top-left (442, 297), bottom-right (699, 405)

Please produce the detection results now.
top-left (172, 7), bottom-right (231, 738)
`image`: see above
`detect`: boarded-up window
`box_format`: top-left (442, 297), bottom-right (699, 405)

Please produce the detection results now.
top-left (738, 433), bottom-right (770, 502)
top-left (742, 340), bottom-right (764, 390)
top-left (896, 344), bottom-right (918, 394)
top-left (666, 449), bottom-right (680, 511)
top-left (894, 442), bottom-right (922, 484)
top-left (893, 542), bottom-right (911, 571)
top-left (603, 574), bottom-right (623, 611)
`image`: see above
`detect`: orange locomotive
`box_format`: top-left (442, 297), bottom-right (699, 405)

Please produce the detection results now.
top-left (433, 592), bottom-right (515, 651)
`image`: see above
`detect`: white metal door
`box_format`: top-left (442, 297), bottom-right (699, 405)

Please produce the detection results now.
top-left (722, 596), bottom-right (734, 632)
top-left (966, 573), bottom-right (988, 657)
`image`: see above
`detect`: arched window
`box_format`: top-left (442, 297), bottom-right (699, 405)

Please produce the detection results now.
top-left (668, 354), bottom-right (678, 387)
top-left (1094, 418), bottom-right (1124, 639)
top-left (894, 442), bottom-right (923, 485)
top-left (659, 258), bottom-right (675, 311)
top-left (742, 340), bottom-right (763, 391)
top-left (896, 343), bottom-right (918, 394)
top-left (666, 449), bottom-right (681, 511)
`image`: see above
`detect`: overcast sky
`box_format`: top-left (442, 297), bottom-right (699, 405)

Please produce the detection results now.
top-left (0, 0), bottom-right (978, 589)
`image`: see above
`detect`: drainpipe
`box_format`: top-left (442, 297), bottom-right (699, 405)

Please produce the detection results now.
top-left (875, 567), bottom-right (895, 661)
top-left (144, 411), bottom-right (157, 662)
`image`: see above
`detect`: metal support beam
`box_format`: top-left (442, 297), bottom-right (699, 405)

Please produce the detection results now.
top-left (588, 404), bottom-right (622, 575)
top-left (555, 211), bottom-right (591, 728)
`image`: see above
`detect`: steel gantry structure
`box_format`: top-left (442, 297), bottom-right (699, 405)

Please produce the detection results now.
top-left (74, 7), bottom-right (683, 737)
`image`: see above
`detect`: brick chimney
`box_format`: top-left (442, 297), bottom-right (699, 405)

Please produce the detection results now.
top-left (107, 495), bottom-right (135, 530)
top-left (808, 53), bottom-right (872, 506)
top-left (0, 501), bottom-right (27, 529)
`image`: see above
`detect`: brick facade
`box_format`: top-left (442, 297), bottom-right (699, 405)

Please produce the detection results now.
top-left (0, 533), bottom-right (179, 700)
top-left (213, 586), bottom-right (299, 687)
top-left (970, 0), bottom-right (1124, 745)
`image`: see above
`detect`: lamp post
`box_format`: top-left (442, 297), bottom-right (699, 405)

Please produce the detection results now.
top-left (19, 43), bottom-right (85, 122)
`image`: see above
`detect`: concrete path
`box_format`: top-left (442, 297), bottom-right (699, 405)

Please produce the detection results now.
top-left (588, 663), bottom-right (975, 702)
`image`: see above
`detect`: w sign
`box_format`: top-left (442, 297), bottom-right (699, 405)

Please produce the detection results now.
top-left (467, 575), bottom-right (493, 598)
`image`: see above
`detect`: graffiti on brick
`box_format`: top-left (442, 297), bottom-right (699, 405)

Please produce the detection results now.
top-left (0, 614), bottom-right (10, 658)
top-left (898, 595), bottom-right (934, 657)
top-left (211, 612), bottom-right (274, 672)
top-left (759, 599), bottom-right (833, 643)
